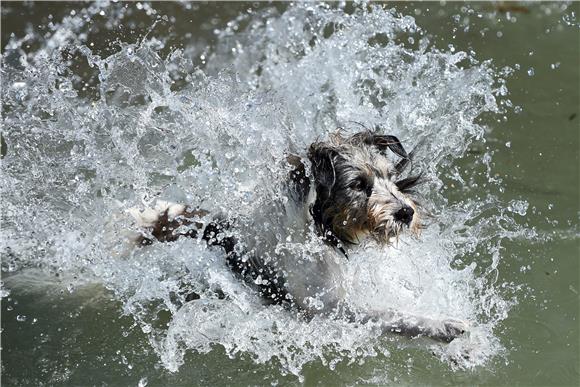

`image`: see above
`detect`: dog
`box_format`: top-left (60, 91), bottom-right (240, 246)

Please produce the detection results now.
top-left (127, 130), bottom-right (468, 343)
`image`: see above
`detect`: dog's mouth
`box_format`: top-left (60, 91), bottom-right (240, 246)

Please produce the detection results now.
top-left (370, 220), bottom-right (404, 245)
top-left (331, 203), bottom-right (420, 246)
top-left (367, 210), bottom-right (420, 245)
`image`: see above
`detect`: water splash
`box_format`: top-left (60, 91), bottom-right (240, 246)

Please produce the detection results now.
top-left (2, 2), bottom-right (526, 379)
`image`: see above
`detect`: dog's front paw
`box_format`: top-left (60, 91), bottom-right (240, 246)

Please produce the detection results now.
top-left (438, 319), bottom-right (469, 342)
top-left (127, 201), bottom-right (186, 228)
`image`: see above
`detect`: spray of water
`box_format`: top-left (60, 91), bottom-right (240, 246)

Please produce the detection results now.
top-left (1, 2), bottom-right (528, 379)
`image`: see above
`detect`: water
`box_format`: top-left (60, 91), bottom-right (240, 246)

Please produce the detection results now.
top-left (1, 2), bottom-right (578, 385)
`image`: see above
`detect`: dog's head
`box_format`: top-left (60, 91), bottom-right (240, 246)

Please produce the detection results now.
top-left (308, 130), bottom-right (422, 247)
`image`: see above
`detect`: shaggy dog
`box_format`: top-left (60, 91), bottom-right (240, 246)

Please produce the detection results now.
top-left (128, 130), bottom-right (467, 342)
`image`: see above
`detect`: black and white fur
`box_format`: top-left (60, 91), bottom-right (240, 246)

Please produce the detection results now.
top-left (127, 130), bottom-right (468, 342)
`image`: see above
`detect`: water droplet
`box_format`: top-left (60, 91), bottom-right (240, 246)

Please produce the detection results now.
top-left (0, 288), bottom-right (10, 298)
top-left (508, 200), bottom-right (528, 216)
top-left (527, 67), bottom-right (535, 77)
top-left (16, 315), bottom-right (27, 322)
top-left (138, 377), bottom-right (148, 387)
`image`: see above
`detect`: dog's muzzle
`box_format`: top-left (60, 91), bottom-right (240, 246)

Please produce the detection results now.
top-left (394, 206), bottom-right (414, 226)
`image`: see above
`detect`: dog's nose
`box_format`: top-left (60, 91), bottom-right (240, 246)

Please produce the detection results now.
top-left (394, 206), bottom-right (414, 225)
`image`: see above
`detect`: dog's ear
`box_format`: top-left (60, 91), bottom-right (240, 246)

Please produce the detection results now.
top-left (395, 173), bottom-right (423, 193)
top-left (350, 131), bottom-right (409, 159)
top-left (395, 149), bottom-right (415, 174)
top-left (308, 141), bottom-right (339, 188)
top-left (286, 153), bottom-right (310, 202)
top-left (371, 134), bottom-right (408, 159)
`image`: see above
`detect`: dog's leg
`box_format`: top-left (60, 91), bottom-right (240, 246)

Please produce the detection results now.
top-left (349, 309), bottom-right (468, 343)
top-left (127, 201), bottom-right (210, 245)
top-left (127, 202), bottom-right (292, 305)
top-left (380, 313), bottom-right (468, 343)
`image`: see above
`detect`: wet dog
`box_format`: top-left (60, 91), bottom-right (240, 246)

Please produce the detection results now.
top-left (128, 130), bottom-right (467, 342)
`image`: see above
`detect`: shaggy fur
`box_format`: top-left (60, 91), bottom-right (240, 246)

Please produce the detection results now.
top-left (127, 130), bottom-right (467, 342)
top-left (308, 131), bottom-right (422, 248)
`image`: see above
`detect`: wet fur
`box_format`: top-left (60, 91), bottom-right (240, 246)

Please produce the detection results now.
top-left (308, 131), bottom-right (423, 248)
top-left (127, 130), bottom-right (467, 342)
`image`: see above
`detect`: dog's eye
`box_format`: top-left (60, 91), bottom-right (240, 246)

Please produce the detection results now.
top-left (349, 179), bottom-right (364, 191)
top-left (349, 178), bottom-right (372, 196)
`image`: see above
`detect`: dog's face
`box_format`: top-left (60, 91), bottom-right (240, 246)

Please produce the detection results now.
top-left (308, 131), bottom-right (422, 246)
